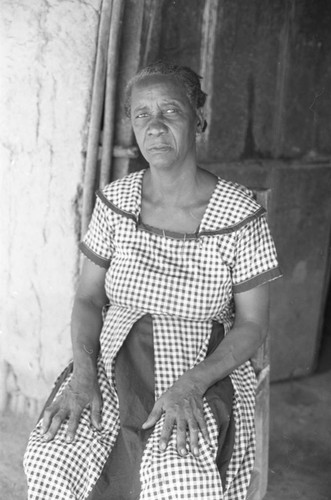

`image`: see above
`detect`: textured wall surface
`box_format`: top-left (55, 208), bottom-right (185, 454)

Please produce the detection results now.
top-left (154, 0), bottom-right (331, 380)
top-left (0, 0), bottom-right (102, 414)
top-left (159, 0), bottom-right (331, 162)
top-left (205, 161), bottom-right (331, 381)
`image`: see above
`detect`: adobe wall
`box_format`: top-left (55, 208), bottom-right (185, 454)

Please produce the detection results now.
top-left (0, 0), bottom-right (102, 414)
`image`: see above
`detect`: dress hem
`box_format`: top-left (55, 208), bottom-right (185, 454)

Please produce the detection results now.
top-left (233, 267), bottom-right (282, 293)
top-left (79, 242), bottom-right (111, 269)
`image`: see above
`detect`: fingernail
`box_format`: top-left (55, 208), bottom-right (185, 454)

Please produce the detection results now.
top-left (160, 442), bottom-right (166, 451)
top-left (193, 447), bottom-right (199, 456)
top-left (180, 448), bottom-right (187, 456)
top-left (42, 434), bottom-right (49, 441)
top-left (66, 435), bottom-right (73, 444)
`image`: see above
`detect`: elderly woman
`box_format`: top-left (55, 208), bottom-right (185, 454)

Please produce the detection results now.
top-left (24, 61), bottom-right (281, 500)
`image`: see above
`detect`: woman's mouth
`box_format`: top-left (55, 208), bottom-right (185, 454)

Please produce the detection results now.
top-left (147, 144), bottom-right (172, 152)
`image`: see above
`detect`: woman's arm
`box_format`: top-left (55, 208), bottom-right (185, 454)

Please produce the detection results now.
top-left (142, 282), bottom-right (270, 456)
top-left (193, 282), bottom-right (269, 389)
top-left (41, 258), bottom-right (108, 442)
top-left (70, 258), bottom-right (108, 374)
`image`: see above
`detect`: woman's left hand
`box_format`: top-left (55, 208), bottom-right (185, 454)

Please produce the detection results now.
top-left (142, 371), bottom-right (209, 457)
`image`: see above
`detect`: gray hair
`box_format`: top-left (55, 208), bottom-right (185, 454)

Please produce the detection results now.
top-left (124, 61), bottom-right (207, 130)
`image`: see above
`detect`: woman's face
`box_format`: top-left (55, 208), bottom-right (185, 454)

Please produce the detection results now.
top-left (130, 74), bottom-right (201, 171)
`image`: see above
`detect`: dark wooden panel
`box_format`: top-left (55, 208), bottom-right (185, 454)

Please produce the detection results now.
top-left (204, 160), bottom-right (331, 381)
top-left (207, 0), bottom-right (281, 161)
top-left (156, 0), bottom-right (331, 161)
top-left (159, 0), bottom-right (203, 70)
top-left (281, 0), bottom-right (331, 158)
top-left (122, 1), bottom-right (331, 380)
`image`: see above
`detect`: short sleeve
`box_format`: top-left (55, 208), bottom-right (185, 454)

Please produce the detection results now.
top-left (79, 195), bottom-right (114, 269)
top-left (232, 214), bottom-right (282, 293)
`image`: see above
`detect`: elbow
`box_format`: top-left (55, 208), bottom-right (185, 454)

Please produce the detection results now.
top-left (74, 292), bottom-right (106, 315)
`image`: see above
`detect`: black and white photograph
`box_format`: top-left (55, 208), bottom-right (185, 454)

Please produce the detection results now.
top-left (1, 1), bottom-right (331, 499)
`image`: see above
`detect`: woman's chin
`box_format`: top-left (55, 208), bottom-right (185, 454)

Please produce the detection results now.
top-left (146, 155), bottom-right (177, 170)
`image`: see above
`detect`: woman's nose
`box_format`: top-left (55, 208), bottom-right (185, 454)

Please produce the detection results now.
top-left (147, 116), bottom-right (167, 135)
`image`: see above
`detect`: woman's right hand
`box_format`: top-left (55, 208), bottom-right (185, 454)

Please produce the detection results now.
top-left (41, 373), bottom-right (103, 443)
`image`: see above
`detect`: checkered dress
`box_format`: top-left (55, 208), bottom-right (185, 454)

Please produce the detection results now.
top-left (24, 169), bottom-right (281, 500)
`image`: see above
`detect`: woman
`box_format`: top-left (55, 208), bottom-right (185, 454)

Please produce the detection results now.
top-left (24, 62), bottom-right (281, 500)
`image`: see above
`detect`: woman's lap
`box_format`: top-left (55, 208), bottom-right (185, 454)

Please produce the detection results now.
top-left (25, 316), bottom-right (235, 499)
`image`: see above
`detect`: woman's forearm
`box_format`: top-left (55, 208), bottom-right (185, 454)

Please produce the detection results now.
top-left (190, 321), bottom-right (267, 393)
top-left (70, 296), bottom-right (104, 377)
top-left (191, 285), bottom-right (270, 392)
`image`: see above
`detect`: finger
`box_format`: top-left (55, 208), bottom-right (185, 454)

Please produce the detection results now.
top-left (65, 410), bottom-right (82, 443)
top-left (42, 410), bottom-right (68, 442)
top-left (142, 404), bottom-right (163, 430)
top-left (41, 403), bottom-right (59, 434)
top-left (175, 416), bottom-right (188, 456)
top-left (188, 421), bottom-right (200, 456)
top-left (194, 406), bottom-right (210, 444)
top-left (91, 394), bottom-right (103, 430)
top-left (184, 403), bottom-right (200, 456)
top-left (159, 413), bottom-right (176, 451)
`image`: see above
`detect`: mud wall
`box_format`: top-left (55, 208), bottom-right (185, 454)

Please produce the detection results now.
top-left (0, 0), bottom-right (102, 414)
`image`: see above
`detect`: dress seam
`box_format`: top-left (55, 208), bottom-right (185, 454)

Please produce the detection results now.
top-left (95, 193), bottom-right (266, 240)
top-left (79, 241), bottom-right (111, 268)
top-left (96, 190), bottom-right (138, 224)
top-left (233, 266), bottom-right (282, 293)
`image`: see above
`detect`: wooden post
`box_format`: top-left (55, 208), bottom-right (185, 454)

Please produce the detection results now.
top-left (199, 0), bottom-right (221, 155)
top-left (99, 0), bottom-right (125, 188)
top-left (111, 0), bottom-right (165, 181)
top-left (247, 189), bottom-right (271, 500)
top-left (271, 0), bottom-right (295, 158)
top-left (81, 0), bottom-right (113, 235)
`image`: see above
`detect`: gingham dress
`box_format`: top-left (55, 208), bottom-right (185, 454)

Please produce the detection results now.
top-left (24, 169), bottom-right (281, 500)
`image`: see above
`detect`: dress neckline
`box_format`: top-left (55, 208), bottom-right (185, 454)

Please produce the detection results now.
top-left (136, 168), bottom-right (220, 239)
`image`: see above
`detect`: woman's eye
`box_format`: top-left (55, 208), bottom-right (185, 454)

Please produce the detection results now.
top-left (136, 113), bottom-right (148, 119)
top-left (165, 108), bottom-right (177, 114)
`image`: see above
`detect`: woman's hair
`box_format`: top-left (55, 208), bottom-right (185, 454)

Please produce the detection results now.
top-left (124, 61), bottom-right (207, 119)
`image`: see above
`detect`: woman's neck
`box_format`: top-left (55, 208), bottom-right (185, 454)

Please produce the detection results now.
top-left (144, 165), bottom-right (201, 207)
top-left (140, 166), bottom-right (218, 233)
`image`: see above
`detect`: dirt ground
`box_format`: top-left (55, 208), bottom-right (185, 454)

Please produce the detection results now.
top-left (0, 411), bottom-right (34, 499)
top-left (1, 369), bottom-right (331, 499)
top-left (265, 369), bottom-right (331, 500)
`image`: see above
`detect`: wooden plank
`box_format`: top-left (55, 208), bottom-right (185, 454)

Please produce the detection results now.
top-left (205, 160), bottom-right (331, 381)
top-left (99, 0), bottom-right (126, 187)
top-left (111, 0), bottom-right (165, 180)
top-left (247, 369), bottom-right (270, 500)
top-left (250, 189), bottom-right (270, 376)
top-left (271, 0), bottom-right (294, 157)
top-left (199, 0), bottom-right (221, 151)
top-left (81, 0), bottom-right (114, 234)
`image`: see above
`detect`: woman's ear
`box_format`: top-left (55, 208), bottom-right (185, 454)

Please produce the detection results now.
top-left (196, 108), bottom-right (207, 133)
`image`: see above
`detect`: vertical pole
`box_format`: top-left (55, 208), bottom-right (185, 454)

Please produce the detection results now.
top-left (81, 0), bottom-right (113, 235)
top-left (271, 0), bottom-right (295, 158)
top-left (99, 0), bottom-right (126, 188)
top-left (199, 0), bottom-right (221, 153)
top-left (111, 0), bottom-right (165, 181)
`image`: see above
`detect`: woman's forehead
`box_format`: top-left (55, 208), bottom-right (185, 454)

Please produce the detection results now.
top-left (131, 74), bottom-right (190, 106)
